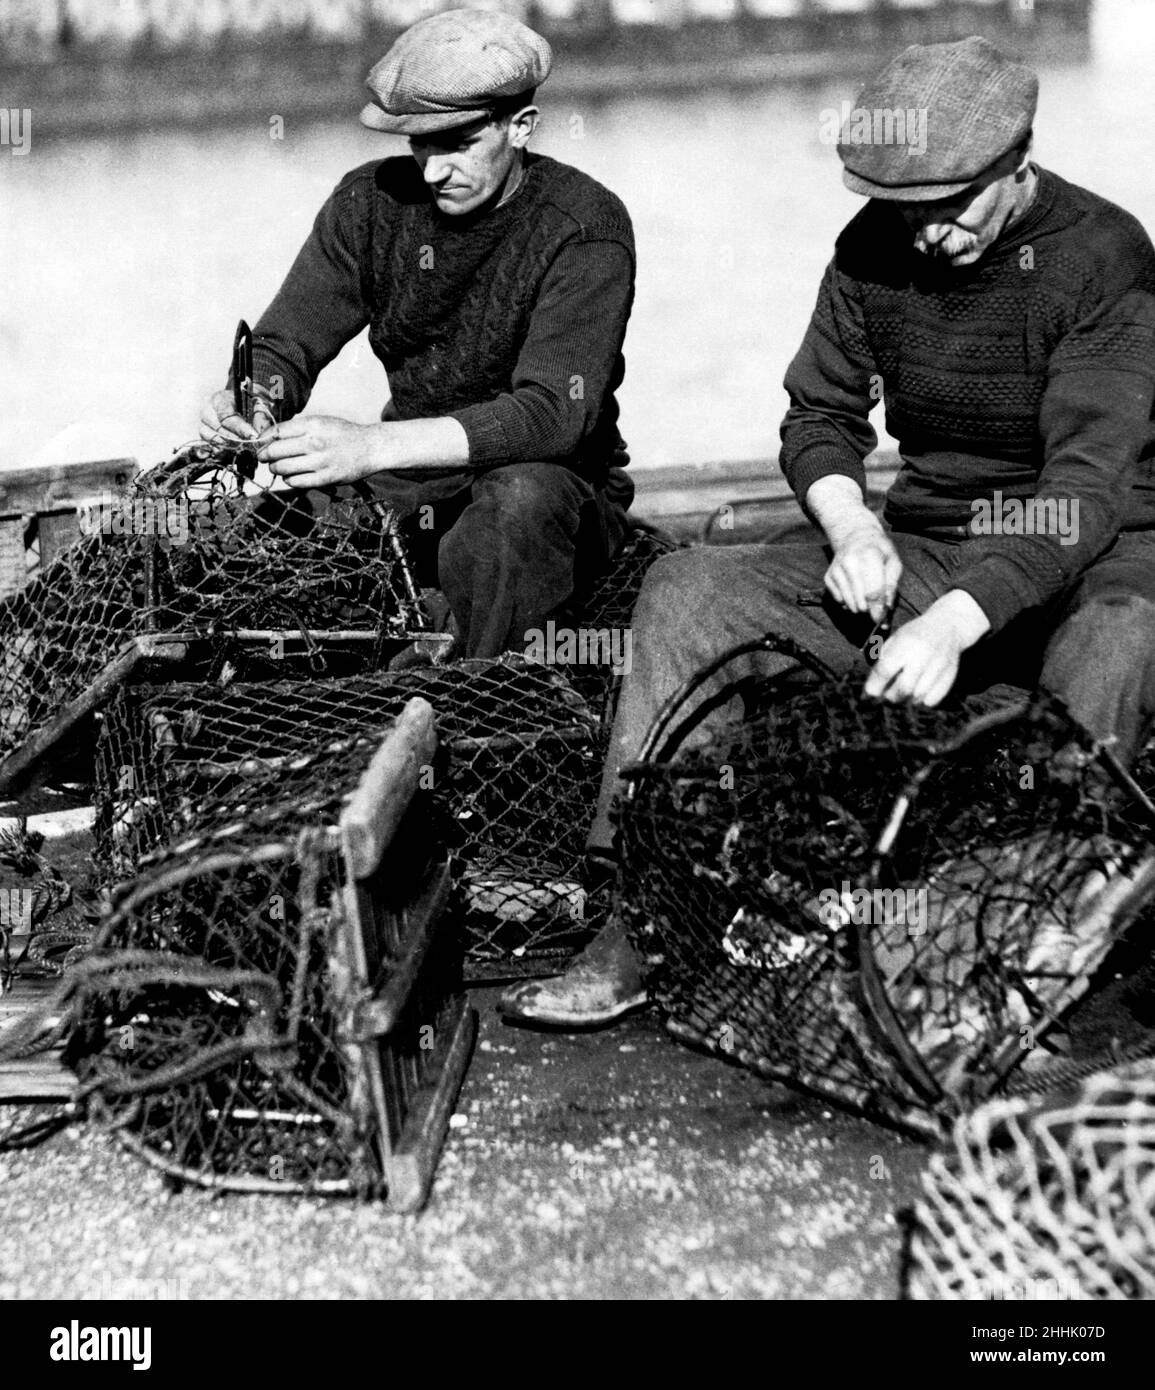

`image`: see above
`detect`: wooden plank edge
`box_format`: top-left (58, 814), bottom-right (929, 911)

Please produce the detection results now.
top-left (354, 862), bottom-right (452, 1041)
top-left (340, 697), bottom-right (437, 882)
top-left (0, 633), bottom-right (186, 795)
top-left (384, 999), bottom-right (477, 1215)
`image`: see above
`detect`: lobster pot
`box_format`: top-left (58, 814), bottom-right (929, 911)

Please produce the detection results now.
top-left (94, 657), bottom-right (609, 977)
top-left (618, 641), bottom-right (1155, 1136)
top-left (562, 526), bottom-right (677, 724)
top-left (905, 1060), bottom-right (1155, 1300)
top-left (70, 699), bottom-right (475, 1207)
top-left (0, 451), bottom-right (425, 794)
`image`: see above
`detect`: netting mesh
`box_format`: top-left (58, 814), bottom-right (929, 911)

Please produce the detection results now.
top-left (0, 448), bottom-right (426, 789)
top-left (63, 711), bottom-right (461, 1197)
top-left (563, 525), bottom-right (677, 722)
top-left (904, 1059), bottom-right (1155, 1299)
top-left (94, 657), bottom-right (609, 975)
top-left (617, 638), bottom-right (1155, 1135)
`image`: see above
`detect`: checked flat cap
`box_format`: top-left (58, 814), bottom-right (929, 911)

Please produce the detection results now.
top-left (838, 35), bottom-right (1038, 201)
top-left (360, 8), bottom-right (552, 136)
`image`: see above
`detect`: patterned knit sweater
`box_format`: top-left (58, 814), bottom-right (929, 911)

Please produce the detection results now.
top-left (246, 152), bottom-right (635, 476)
top-left (780, 167), bottom-right (1155, 633)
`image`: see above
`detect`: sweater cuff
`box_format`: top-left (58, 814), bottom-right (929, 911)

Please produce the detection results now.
top-left (785, 446), bottom-right (868, 507)
top-left (950, 557), bottom-right (1044, 636)
top-left (447, 402), bottom-right (510, 467)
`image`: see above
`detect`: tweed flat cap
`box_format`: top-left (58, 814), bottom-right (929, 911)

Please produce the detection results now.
top-left (360, 8), bottom-right (552, 136)
top-left (838, 36), bottom-right (1037, 201)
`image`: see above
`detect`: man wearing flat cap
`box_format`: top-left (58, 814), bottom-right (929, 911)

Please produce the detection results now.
top-left (200, 8), bottom-right (636, 659)
top-left (503, 35), bottom-right (1155, 1028)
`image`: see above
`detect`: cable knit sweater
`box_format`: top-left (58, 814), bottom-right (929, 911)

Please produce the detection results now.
top-left (780, 167), bottom-right (1155, 633)
top-left (246, 152), bottom-right (635, 477)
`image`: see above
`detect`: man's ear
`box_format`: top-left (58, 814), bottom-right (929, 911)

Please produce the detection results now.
top-left (1014, 133), bottom-right (1034, 177)
top-left (507, 105), bottom-right (540, 150)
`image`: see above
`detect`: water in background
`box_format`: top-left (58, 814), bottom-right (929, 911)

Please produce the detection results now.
top-left (3, 0), bottom-right (1154, 475)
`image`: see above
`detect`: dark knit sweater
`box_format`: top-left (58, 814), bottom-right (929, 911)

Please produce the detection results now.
top-left (780, 167), bottom-right (1155, 633)
top-left (246, 152), bottom-right (635, 476)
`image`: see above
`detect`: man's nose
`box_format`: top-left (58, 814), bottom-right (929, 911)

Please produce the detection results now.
top-left (422, 154), bottom-right (452, 186)
top-left (918, 222), bottom-right (951, 247)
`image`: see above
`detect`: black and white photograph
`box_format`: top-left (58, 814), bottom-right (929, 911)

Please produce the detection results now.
top-left (1, 0), bottom-right (1153, 1323)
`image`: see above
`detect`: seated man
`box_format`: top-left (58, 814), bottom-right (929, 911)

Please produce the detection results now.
top-left (201, 8), bottom-right (635, 658)
top-left (502, 35), bottom-right (1155, 1028)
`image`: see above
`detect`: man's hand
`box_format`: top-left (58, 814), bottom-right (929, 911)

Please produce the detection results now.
top-left (805, 476), bottom-right (902, 623)
top-left (200, 387), bottom-right (278, 446)
top-left (259, 415), bottom-right (389, 488)
top-left (825, 521), bottom-right (903, 624)
top-left (864, 590), bottom-right (991, 706)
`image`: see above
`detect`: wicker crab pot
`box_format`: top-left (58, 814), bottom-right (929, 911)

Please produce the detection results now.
top-left (616, 634), bottom-right (1155, 1137)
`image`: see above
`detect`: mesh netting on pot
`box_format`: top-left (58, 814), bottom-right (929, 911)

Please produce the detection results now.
top-left (617, 634), bottom-right (1155, 1136)
top-left (563, 525), bottom-right (678, 724)
top-left (46, 700), bottom-right (473, 1203)
top-left (0, 446), bottom-right (427, 792)
top-left (94, 656), bottom-right (609, 976)
top-left (904, 1058), bottom-right (1155, 1300)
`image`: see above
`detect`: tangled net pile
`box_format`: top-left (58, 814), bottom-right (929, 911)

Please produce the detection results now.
top-left (617, 637), bottom-right (1155, 1136)
top-left (58, 704), bottom-right (462, 1197)
top-left (94, 657), bottom-right (608, 974)
top-left (905, 1058), bottom-right (1155, 1299)
top-left (0, 447), bottom-right (427, 788)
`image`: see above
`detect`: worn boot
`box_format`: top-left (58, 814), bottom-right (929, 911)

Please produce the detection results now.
top-left (498, 913), bottom-right (648, 1028)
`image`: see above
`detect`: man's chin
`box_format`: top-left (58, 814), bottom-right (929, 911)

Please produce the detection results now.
top-left (434, 191), bottom-right (487, 217)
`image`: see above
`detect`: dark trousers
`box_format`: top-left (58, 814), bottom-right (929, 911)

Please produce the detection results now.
top-left (588, 525), bottom-right (1155, 854)
top-left (365, 462), bottom-right (633, 658)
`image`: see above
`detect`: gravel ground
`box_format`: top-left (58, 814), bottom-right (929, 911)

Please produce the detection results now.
top-left (0, 985), bottom-right (929, 1301)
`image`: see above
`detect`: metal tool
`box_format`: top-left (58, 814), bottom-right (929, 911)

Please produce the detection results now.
top-left (795, 586), bottom-right (895, 663)
top-left (232, 319), bottom-right (255, 427)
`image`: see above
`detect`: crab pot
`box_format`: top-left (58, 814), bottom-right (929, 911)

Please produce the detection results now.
top-left (94, 657), bottom-right (609, 978)
top-left (904, 1059), bottom-right (1155, 1300)
top-left (0, 451), bottom-right (426, 794)
top-left (69, 699), bottom-right (475, 1207)
top-left (561, 525), bottom-right (678, 724)
top-left (617, 640), bottom-right (1155, 1136)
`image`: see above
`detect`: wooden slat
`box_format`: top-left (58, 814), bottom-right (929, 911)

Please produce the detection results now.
top-left (0, 976), bottom-right (73, 1101)
top-left (0, 517), bottom-right (26, 597)
top-left (340, 698), bottom-right (437, 881)
top-left (37, 512), bottom-right (80, 568)
top-left (0, 1052), bottom-right (74, 1101)
top-left (352, 862), bottom-right (452, 1041)
top-left (0, 458), bottom-right (137, 517)
top-left (385, 999), bottom-right (477, 1215)
top-left (0, 633), bottom-right (187, 795)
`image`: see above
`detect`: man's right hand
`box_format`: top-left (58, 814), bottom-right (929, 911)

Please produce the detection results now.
top-left (825, 522), bottom-right (902, 624)
top-left (200, 389), bottom-right (277, 446)
top-left (804, 475), bottom-right (902, 623)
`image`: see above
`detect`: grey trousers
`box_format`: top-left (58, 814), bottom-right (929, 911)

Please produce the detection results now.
top-left (587, 525), bottom-right (1155, 855)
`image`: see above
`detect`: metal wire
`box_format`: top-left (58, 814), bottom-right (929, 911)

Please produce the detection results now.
top-left (617, 635), bottom-right (1155, 1136)
top-left (94, 657), bottom-right (609, 975)
top-left (0, 447), bottom-right (425, 787)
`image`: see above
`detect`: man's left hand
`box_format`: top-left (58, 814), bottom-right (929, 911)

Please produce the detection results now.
top-left (864, 590), bottom-right (991, 707)
top-left (259, 415), bottom-right (391, 488)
